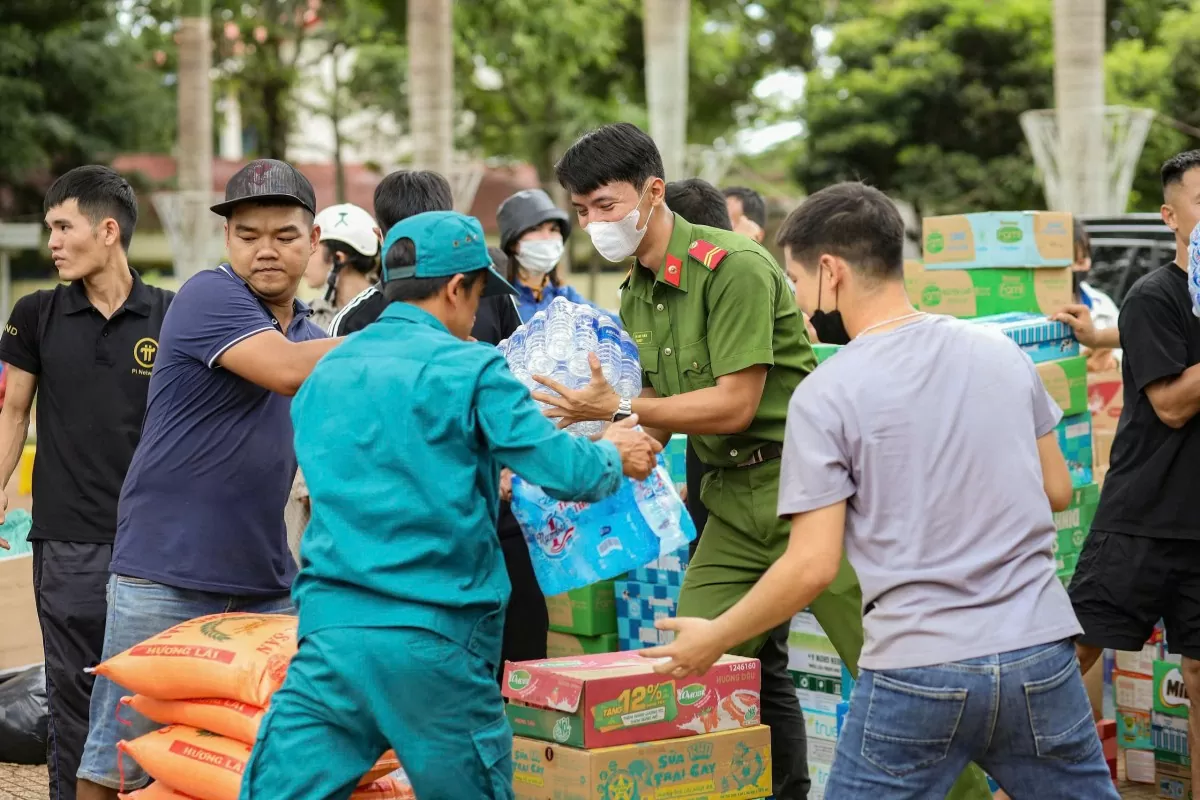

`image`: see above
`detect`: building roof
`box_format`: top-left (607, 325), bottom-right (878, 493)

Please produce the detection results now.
top-left (110, 154), bottom-right (543, 234)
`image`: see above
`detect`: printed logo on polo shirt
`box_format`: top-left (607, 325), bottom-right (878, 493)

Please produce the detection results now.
top-left (3, 323), bottom-right (16, 337)
top-left (133, 337), bottom-right (159, 376)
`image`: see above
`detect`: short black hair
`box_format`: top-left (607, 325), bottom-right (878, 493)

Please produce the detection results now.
top-left (776, 182), bottom-right (904, 282)
top-left (1072, 216), bottom-right (1091, 262)
top-left (665, 179), bottom-right (733, 231)
top-left (323, 241), bottom-right (378, 277)
top-left (374, 170), bottom-right (453, 231)
top-left (44, 165), bottom-right (138, 251)
top-left (723, 186), bottom-right (767, 229)
top-left (555, 122), bottom-right (665, 196)
top-left (382, 236), bottom-right (485, 302)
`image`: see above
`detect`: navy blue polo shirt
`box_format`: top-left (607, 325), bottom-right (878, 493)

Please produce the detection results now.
top-left (111, 265), bottom-right (325, 595)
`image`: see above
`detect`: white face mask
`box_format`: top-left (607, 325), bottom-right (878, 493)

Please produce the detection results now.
top-left (585, 186), bottom-right (654, 263)
top-left (516, 237), bottom-right (564, 275)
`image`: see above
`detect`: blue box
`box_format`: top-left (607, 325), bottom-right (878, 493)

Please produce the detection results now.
top-left (841, 663), bottom-right (855, 701)
top-left (614, 579), bottom-right (680, 651)
top-left (836, 701), bottom-right (850, 738)
top-left (663, 435), bottom-right (688, 488)
top-left (922, 211), bottom-right (1074, 270)
top-left (966, 312), bottom-right (1080, 364)
top-left (628, 544), bottom-right (689, 587)
top-left (1056, 412), bottom-right (1094, 487)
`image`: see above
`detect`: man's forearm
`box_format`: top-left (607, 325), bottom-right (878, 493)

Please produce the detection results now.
top-left (1091, 328), bottom-right (1121, 350)
top-left (709, 552), bottom-right (834, 653)
top-left (1150, 363), bottom-right (1200, 428)
top-left (0, 410), bottom-right (31, 490)
top-left (631, 386), bottom-right (755, 436)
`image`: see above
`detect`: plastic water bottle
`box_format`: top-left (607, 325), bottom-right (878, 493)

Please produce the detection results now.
top-left (632, 466), bottom-right (690, 554)
top-left (1189, 222), bottom-right (1200, 318)
top-left (570, 420), bottom-right (604, 437)
top-left (525, 317), bottom-right (555, 377)
top-left (546, 298), bottom-right (576, 360)
top-left (617, 334), bottom-right (642, 398)
top-left (596, 317), bottom-right (622, 385)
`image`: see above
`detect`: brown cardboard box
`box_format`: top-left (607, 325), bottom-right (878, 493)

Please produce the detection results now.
top-left (904, 259), bottom-right (1072, 318)
top-left (921, 211), bottom-right (1074, 269)
top-left (512, 726), bottom-right (772, 800)
top-left (1088, 369), bottom-right (1123, 435)
top-left (0, 553), bottom-right (43, 672)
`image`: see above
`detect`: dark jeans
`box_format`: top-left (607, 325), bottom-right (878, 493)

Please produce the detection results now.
top-left (31, 540), bottom-right (112, 800)
top-left (686, 440), bottom-right (809, 799)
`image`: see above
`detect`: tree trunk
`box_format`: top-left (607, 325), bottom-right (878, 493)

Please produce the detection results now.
top-left (408, 0), bottom-right (453, 177)
top-left (1053, 0), bottom-right (1106, 213)
top-left (331, 43), bottom-right (346, 203)
top-left (176, 0), bottom-right (213, 281)
top-left (643, 0), bottom-right (690, 181)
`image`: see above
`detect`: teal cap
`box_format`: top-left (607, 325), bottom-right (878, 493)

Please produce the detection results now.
top-left (381, 210), bottom-right (516, 297)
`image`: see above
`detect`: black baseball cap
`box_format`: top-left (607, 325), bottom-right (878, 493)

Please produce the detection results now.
top-left (211, 159), bottom-right (317, 218)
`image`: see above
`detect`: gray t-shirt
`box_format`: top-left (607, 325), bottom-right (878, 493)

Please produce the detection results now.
top-left (778, 314), bottom-right (1082, 670)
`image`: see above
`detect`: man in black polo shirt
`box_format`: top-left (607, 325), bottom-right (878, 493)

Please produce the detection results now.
top-left (0, 166), bottom-right (173, 800)
top-left (327, 170), bottom-right (522, 340)
top-left (1070, 149), bottom-right (1200, 791)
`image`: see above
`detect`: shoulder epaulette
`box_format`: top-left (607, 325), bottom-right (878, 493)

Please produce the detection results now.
top-left (688, 239), bottom-right (729, 271)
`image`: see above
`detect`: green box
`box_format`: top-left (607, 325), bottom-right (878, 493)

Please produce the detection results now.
top-left (1054, 551), bottom-right (1079, 576)
top-left (506, 703), bottom-right (587, 747)
top-left (1052, 482), bottom-right (1099, 556)
top-left (545, 631), bottom-right (619, 658)
top-left (546, 580), bottom-right (617, 636)
top-left (812, 344), bottom-right (842, 365)
top-left (905, 259), bottom-right (1073, 318)
top-left (1154, 660), bottom-right (1191, 719)
top-left (1037, 357), bottom-right (1089, 417)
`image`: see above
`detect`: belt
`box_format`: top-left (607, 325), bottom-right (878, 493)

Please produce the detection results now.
top-left (732, 442), bottom-right (783, 469)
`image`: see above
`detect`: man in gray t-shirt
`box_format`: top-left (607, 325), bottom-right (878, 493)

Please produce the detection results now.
top-left (642, 182), bottom-right (1118, 800)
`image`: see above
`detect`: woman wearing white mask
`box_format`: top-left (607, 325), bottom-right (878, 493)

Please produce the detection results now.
top-left (497, 188), bottom-right (613, 321)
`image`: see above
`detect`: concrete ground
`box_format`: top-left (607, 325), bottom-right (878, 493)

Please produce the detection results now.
top-left (0, 763), bottom-right (1165, 800)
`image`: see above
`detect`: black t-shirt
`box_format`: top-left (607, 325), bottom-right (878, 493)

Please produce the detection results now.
top-left (1092, 262), bottom-right (1200, 539)
top-left (328, 284), bottom-right (527, 539)
top-left (327, 285), bottom-right (523, 344)
top-left (0, 272), bottom-right (174, 543)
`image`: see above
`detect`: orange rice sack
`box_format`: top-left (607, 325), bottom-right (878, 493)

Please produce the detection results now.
top-left (119, 782), bottom-right (202, 799)
top-left (352, 776), bottom-right (417, 799)
top-left (359, 751), bottom-right (400, 786)
top-left (123, 697), bottom-right (266, 745)
top-left (119, 726), bottom-right (249, 800)
top-left (95, 614), bottom-right (297, 706)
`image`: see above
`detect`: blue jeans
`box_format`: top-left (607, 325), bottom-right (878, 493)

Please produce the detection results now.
top-left (76, 576), bottom-right (294, 790)
top-left (826, 639), bottom-right (1118, 799)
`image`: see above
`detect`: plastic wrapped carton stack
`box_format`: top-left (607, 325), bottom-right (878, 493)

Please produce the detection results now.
top-left (1152, 654), bottom-right (1191, 799)
top-left (789, 611), bottom-right (854, 799)
top-left (1113, 640), bottom-right (1165, 785)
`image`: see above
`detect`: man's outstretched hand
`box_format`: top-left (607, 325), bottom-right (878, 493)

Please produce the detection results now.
top-left (534, 353), bottom-right (620, 428)
top-left (601, 415), bottom-right (661, 480)
top-left (639, 617), bottom-right (728, 678)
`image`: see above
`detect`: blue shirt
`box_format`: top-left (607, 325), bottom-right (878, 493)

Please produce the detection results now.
top-left (514, 281), bottom-right (618, 323)
top-left (111, 266), bottom-right (326, 595)
top-left (290, 302), bottom-right (624, 663)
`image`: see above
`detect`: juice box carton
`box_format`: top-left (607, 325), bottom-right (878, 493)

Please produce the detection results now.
top-left (546, 631), bottom-right (619, 658)
top-left (628, 544), bottom-right (690, 588)
top-left (502, 652), bottom-right (761, 749)
top-left (1118, 708), bottom-right (1153, 750)
top-left (615, 579), bottom-right (681, 651)
top-left (1129, 748), bottom-right (1157, 782)
top-left (511, 726), bottom-right (772, 800)
top-left (1115, 670), bottom-right (1154, 713)
top-left (1157, 757), bottom-right (1193, 800)
top-left (1056, 412), bottom-right (1094, 487)
top-left (905, 258), bottom-right (1073, 317)
top-left (1154, 660), bottom-right (1191, 719)
top-left (812, 344), bottom-right (842, 364)
top-left (1038, 356), bottom-right (1089, 417)
top-left (547, 579), bottom-right (617, 636)
top-left (1052, 482), bottom-right (1099, 557)
top-left (965, 312), bottom-right (1080, 363)
top-left (789, 611), bottom-right (844, 678)
top-left (804, 706), bottom-right (840, 743)
top-left (807, 737), bottom-right (836, 766)
top-left (922, 211), bottom-right (1074, 269)
top-left (1153, 712), bottom-right (1188, 757)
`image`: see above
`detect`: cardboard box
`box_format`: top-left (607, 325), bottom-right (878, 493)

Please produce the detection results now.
top-left (807, 737), bottom-right (836, 766)
top-left (1128, 748), bottom-right (1157, 782)
top-left (663, 435), bottom-right (688, 489)
top-left (1038, 356), bottom-right (1090, 417)
top-left (1155, 660), bottom-right (1191, 719)
top-left (502, 652), bottom-right (761, 749)
top-left (1052, 482), bottom-right (1100, 557)
top-left (1118, 709), bottom-right (1154, 750)
top-left (511, 726), bottom-right (772, 800)
top-left (812, 344), bottom-right (842, 364)
top-left (1056, 412), bottom-right (1094, 487)
top-left (922, 211), bottom-right (1074, 269)
top-left (546, 631), bottom-right (619, 658)
top-left (788, 612), bottom-right (844, 678)
top-left (966, 312), bottom-right (1080, 363)
top-left (628, 544), bottom-right (689, 588)
top-left (1089, 368), bottom-right (1124, 436)
top-left (905, 259), bottom-right (1073, 318)
top-left (547, 580), bottom-right (617, 636)
top-left (1153, 711), bottom-right (1188, 757)
top-left (1117, 643), bottom-right (1163, 678)
top-left (615, 579), bottom-right (681, 651)
top-left (0, 553), bottom-right (43, 673)
top-left (1157, 758), bottom-right (1193, 799)
top-left (790, 669), bottom-right (844, 699)
top-left (804, 706), bottom-right (839, 743)
top-left (1115, 670), bottom-right (1154, 712)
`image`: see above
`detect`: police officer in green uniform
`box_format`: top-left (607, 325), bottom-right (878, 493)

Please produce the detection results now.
top-left (542, 123), bottom-right (993, 800)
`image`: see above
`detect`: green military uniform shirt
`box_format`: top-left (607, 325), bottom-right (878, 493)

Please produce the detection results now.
top-left (619, 212), bottom-right (817, 469)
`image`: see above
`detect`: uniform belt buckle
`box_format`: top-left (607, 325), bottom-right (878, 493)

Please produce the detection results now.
top-left (735, 443), bottom-right (781, 469)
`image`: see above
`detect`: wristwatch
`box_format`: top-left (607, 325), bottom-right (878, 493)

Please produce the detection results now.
top-left (612, 397), bottom-right (633, 422)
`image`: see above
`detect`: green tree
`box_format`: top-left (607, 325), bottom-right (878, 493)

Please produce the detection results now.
top-left (0, 1), bottom-right (174, 217)
top-left (795, 0), bottom-right (1055, 214)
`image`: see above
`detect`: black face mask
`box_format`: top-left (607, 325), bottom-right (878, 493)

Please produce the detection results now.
top-left (810, 268), bottom-right (851, 345)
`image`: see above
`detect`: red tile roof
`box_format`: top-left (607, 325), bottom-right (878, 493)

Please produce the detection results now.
top-left (110, 154), bottom-right (543, 234)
